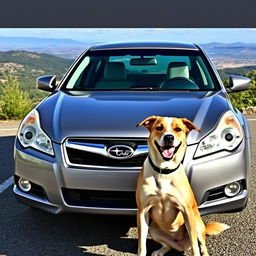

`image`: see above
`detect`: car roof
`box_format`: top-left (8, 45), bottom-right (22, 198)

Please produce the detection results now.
top-left (90, 42), bottom-right (199, 51)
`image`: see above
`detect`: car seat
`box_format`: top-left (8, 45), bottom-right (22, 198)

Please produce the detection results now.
top-left (161, 62), bottom-right (199, 90)
top-left (95, 62), bottom-right (132, 89)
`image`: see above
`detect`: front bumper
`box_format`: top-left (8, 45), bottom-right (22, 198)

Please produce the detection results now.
top-left (13, 136), bottom-right (251, 215)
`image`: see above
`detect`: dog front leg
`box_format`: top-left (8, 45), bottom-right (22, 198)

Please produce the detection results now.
top-left (137, 208), bottom-right (150, 256)
top-left (182, 206), bottom-right (202, 256)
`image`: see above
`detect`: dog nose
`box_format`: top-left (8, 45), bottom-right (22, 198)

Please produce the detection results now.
top-left (164, 134), bottom-right (174, 144)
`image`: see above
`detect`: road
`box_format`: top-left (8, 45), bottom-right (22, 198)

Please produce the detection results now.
top-left (0, 117), bottom-right (255, 256)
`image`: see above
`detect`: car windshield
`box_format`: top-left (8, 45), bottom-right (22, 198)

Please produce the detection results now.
top-left (63, 49), bottom-right (218, 91)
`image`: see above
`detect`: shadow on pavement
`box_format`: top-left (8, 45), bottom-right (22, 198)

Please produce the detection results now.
top-left (0, 136), bottom-right (15, 183)
top-left (0, 188), bottom-right (185, 256)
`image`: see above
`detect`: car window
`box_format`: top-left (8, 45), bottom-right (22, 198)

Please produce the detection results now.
top-left (63, 49), bottom-right (218, 91)
top-left (66, 56), bottom-right (90, 89)
top-left (109, 55), bottom-right (191, 74)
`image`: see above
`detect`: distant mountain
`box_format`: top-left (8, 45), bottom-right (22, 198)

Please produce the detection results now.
top-left (0, 37), bottom-right (256, 67)
top-left (0, 36), bottom-right (99, 59)
top-left (200, 42), bottom-right (256, 58)
top-left (200, 42), bottom-right (256, 69)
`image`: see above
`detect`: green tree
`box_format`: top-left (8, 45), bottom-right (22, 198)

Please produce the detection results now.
top-left (0, 74), bottom-right (33, 119)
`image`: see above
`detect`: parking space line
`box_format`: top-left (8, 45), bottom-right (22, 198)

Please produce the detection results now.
top-left (248, 119), bottom-right (256, 121)
top-left (0, 176), bottom-right (13, 194)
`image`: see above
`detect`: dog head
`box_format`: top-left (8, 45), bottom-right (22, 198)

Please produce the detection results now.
top-left (137, 116), bottom-right (201, 168)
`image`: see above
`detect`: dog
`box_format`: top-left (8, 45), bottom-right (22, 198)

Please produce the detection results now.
top-left (136, 116), bottom-right (229, 256)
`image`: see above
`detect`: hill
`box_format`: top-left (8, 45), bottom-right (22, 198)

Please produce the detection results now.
top-left (217, 65), bottom-right (256, 80)
top-left (200, 42), bottom-right (256, 69)
top-left (0, 36), bottom-right (89, 59)
top-left (0, 37), bottom-right (256, 66)
top-left (0, 50), bottom-right (255, 102)
top-left (0, 51), bottom-right (73, 100)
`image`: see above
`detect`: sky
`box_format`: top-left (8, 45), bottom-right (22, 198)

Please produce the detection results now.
top-left (0, 28), bottom-right (255, 44)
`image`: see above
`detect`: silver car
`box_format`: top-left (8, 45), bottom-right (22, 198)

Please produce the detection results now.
top-left (13, 42), bottom-right (252, 215)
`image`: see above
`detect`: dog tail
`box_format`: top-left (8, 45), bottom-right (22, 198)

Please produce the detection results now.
top-left (205, 222), bottom-right (230, 236)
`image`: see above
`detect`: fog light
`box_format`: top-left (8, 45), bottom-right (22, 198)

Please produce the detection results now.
top-left (18, 178), bottom-right (31, 192)
top-left (224, 182), bottom-right (241, 197)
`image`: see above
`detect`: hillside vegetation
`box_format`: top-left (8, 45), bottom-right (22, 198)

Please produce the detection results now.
top-left (218, 66), bottom-right (256, 80)
top-left (0, 50), bottom-right (255, 119)
top-left (0, 74), bottom-right (32, 119)
top-left (0, 51), bottom-right (73, 101)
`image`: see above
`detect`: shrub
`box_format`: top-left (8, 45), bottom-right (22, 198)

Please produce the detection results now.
top-left (0, 74), bottom-right (33, 119)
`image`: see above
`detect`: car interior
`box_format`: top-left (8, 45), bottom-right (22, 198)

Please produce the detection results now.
top-left (68, 55), bottom-right (216, 91)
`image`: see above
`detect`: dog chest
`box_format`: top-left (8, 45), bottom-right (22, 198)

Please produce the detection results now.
top-left (150, 195), bottom-right (180, 228)
top-left (156, 177), bottom-right (173, 193)
top-left (142, 175), bottom-right (180, 199)
top-left (142, 176), bottom-right (181, 219)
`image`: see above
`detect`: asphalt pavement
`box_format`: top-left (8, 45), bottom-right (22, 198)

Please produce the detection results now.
top-left (0, 117), bottom-right (256, 256)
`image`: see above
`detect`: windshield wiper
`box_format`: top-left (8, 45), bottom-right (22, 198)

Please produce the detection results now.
top-left (129, 87), bottom-right (156, 91)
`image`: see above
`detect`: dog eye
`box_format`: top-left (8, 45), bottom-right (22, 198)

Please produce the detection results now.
top-left (156, 126), bottom-right (163, 131)
top-left (174, 127), bottom-right (182, 132)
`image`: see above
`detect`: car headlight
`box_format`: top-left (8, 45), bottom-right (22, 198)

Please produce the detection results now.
top-left (17, 109), bottom-right (54, 156)
top-left (194, 110), bottom-right (243, 158)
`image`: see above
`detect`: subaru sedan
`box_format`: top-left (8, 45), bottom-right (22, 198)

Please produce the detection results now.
top-left (13, 42), bottom-right (252, 215)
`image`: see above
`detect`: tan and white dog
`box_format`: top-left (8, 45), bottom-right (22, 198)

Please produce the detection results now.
top-left (136, 116), bottom-right (229, 256)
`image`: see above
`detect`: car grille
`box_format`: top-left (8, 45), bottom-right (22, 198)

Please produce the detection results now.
top-left (66, 148), bottom-right (147, 167)
top-left (64, 138), bottom-right (148, 168)
top-left (62, 188), bottom-right (137, 209)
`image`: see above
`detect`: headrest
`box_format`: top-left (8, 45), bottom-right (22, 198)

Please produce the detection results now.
top-left (104, 62), bottom-right (126, 80)
top-left (167, 62), bottom-right (189, 79)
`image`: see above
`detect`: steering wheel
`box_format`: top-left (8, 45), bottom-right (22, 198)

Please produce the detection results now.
top-left (161, 77), bottom-right (199, 90)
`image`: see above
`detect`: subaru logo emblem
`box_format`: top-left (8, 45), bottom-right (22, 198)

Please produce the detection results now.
top-left (107, 145), bottom-right (134, 159)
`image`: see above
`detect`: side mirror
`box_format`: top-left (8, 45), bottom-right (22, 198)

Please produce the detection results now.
top-left (37, 75), bottom-right (57, 92)
top-left (226, 75), bottom-right (250, 93)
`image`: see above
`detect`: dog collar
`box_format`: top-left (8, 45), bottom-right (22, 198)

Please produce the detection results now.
top-left (148, 156), bottom-right (180, 175)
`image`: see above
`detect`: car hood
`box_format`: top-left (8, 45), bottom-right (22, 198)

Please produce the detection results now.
top-left (38, 90), bottom-right (228, 145)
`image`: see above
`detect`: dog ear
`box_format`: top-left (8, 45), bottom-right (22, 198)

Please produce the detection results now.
top-left (136, 116), bottom-right (158, 131)
top-left (181, 118), bottom-right (201, 133)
